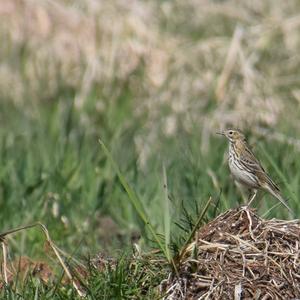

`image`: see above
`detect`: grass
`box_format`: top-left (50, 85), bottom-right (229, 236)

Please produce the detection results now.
top-left (0, 0), bottom-right (300, 297)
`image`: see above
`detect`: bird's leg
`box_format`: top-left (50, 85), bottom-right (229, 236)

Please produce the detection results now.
top-left (247, 189), bottom-right (257, 207)
top-left (235, 181), bottom-right (248, 204)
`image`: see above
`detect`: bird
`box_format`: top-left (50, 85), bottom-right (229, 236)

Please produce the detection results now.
top-left (217, 129), bottom-right (292, 214)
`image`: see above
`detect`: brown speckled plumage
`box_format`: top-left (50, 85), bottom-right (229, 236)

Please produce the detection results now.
top-left (218, 129), bottom-right (292, 214)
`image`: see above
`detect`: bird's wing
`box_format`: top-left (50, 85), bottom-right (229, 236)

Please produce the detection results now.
top-left (239, 145), bottom-right (265, 173)
top-left (241, 145), bottom-right (281, 192)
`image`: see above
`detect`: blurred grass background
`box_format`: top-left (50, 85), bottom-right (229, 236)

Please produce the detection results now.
top-left (0, 0), bottom-right (300, 291)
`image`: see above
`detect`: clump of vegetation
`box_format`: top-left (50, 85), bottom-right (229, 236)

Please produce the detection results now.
top-left (163, 207), bottom-right (300, 299)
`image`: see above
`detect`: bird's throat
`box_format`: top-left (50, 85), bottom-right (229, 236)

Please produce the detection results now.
top-left (230, 140), bottom-right (246, 158)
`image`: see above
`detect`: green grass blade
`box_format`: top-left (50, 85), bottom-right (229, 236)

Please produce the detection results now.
top-left (183, 196), bottom-right (212, 247)
top-left (258, 143), bottom-right (297, 203)
top-left (98, 139), bottom-right (169, 259)
top-left (162, 164), bottom-right (171, 261)
top-left (176, 197), bottom-right (212, 263)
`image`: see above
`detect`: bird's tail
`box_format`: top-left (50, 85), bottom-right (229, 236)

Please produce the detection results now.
top-left (264, 184), bottom-right (293, 216)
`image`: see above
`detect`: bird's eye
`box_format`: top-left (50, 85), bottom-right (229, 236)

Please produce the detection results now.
top-left (229, 131), bottom-right (233, 135)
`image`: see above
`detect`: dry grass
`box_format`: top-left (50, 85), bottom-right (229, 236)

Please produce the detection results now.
top-left (0, 223), bottom-right (85, 296)
top-left (1, 0), bottom-right (300, 165)
top-left (161, 207), bottom-right (300, 299)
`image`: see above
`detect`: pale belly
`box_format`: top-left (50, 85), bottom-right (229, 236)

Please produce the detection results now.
top-left (229, 158), bottom-right (259, 189)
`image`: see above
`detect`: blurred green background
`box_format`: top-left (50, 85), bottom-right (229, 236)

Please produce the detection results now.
top-left (0, 0), bottom-right (300, 259)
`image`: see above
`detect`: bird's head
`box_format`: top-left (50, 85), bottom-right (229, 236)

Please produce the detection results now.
top-left (217, 129), bottom-right (245, 143)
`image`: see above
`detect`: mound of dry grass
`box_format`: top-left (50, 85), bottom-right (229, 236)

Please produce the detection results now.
top-left (162, 207), bottom-right (300, 299)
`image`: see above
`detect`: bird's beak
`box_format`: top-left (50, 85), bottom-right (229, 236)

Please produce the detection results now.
top-left (216, 131), bottom-right (225, 136)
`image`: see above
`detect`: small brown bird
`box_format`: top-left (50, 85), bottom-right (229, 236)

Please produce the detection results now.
top-left (218, 129), bottom-right (292, 214)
